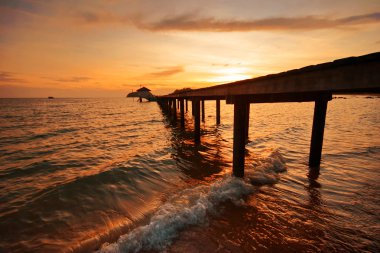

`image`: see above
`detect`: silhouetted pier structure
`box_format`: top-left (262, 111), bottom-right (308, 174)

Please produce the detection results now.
top-left (127, 87), bottom-right (156, 102)
top-left (157, 52), bottom-right (380, 177)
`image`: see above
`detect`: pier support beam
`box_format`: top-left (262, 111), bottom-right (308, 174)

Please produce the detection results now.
top-left (192, 100), bottom-right (195, 116)
top-left (168, 99), bottom-right (172, 116)
top-left (245, 103), bottom-right (250, 143)
top-left (233, 96), bottom-right (248, 177)
top-left (193, 98), bottom-right (201, 143)
top-left (172, 99), bottom-right (177, 120)
top-left (309, 96), bottom-right (330, 167)
top-left (201, 99), bottom-right (205, 122)
top-left (186, 99), bottom-right (188, 112)
top-left (180, 99), bottom-right (185, 128)
top-left (216, 99), bottom-right (220, 124)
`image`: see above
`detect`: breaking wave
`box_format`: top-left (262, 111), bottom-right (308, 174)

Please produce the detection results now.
top-left (248, 150), bottom-right (287, 185)
top-left (97, 149), bottom-right (286, 253)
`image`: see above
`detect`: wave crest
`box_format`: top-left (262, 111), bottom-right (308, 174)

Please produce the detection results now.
top-left (98, 150), bottom-right (286, 253)
top-left (249, 149), bottom-right (287, 185)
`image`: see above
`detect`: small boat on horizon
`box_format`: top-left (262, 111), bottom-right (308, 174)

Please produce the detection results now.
top-left (48, 96), bottom-right (54, 99)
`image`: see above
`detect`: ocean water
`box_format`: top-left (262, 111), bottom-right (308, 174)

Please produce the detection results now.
top-left (0, 96), bottom-right (379, 253)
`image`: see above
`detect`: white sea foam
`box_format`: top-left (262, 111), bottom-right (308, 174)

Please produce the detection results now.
top-left (98, 150), bottom-right (286, 253)
top-left (248, 149), bottom-right (287, 185)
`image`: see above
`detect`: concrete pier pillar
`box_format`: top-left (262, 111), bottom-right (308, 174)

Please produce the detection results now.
top-left (245, 103), bottom-right (250, 143)
top-left (164, 99), bottom-right (168, 112)
top-left (309, 97), bottom-right (329, 167)
top-left (172, 99), bottom-right (177, 120)
top-left (168, 99), bottom-right (172, 115)
top-left (193, 98), bottom-right (201, 143)
top-left (216, 99), bottom-right (220, 124)
top-left (233, 97), bottom-right (248, 177)
top-left (192, 100), bottom-right (195, 116)
top-left (180, 99), bottom-right (185, 128)
top-left (201, 99), bottom-right (205, 122)
top-left (185, 99), bottom-right (188, 112)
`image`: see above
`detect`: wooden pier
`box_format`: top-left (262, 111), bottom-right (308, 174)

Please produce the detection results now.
top-left (157, 52), bottom-right (380, 177)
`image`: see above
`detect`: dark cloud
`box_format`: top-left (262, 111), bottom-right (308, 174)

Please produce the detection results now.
top-left (339, 12), bottom-right (380, 24)
top-left (139, 12), bottom-right (380, 32)
top-left (0, 0), bottom-right (40, 13)
top-left (146, 66), bottom-right (184, 78)
top-left (73, 9), bottom-right (380, 32)
top-left (0, 71), bottom-right (25, 83)
top-left (76, 11), bottom-right (131, 25)
top-left (0, 0), bottom-right (48, 26)
top-left (80, 12), bottom-right (101, 23)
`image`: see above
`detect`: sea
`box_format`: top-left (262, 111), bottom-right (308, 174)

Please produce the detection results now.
top-left (0, 96), bottom-right (379, 253)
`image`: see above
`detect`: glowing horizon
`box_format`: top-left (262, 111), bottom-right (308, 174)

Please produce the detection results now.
top-left (0, 0), bottom-right (379, 97)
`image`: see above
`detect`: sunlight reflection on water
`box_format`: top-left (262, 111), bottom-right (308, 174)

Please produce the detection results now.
top-left (0, 96), bottom-right (379, 252)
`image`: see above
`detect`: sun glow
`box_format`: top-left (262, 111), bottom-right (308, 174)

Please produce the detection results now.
top-left (207, 67), bottom-right (252, 83)
top-left (0, 0), bottom-right (378, 97)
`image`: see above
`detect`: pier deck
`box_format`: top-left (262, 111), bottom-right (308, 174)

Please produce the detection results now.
top-left (157, 52), bottom-right (380, 177)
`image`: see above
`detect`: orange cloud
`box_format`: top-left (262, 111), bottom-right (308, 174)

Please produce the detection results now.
top-left (72, 10), bottom-right (380, 32)
top-left (0, 71), bottom-right (26, 84)
top-left (144, 66), bottom-right (184, 78)
top-left (52, 76), bottom-right (92, 83)
top-left (141, 12), bottom-right (380, 32)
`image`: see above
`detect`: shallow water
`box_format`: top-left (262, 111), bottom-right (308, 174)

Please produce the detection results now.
top-left (0, 96), bottom-right (379, 252)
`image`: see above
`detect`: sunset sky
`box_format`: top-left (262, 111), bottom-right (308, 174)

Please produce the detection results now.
top-left (0, 0), bottom-right (379, 97)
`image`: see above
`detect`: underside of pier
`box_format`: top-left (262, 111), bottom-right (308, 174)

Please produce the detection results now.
top-left (157, 52), bottom-right (380, 177)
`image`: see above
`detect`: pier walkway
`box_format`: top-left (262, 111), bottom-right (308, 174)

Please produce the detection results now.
top-left (157, 52), bottom-right (380, 177)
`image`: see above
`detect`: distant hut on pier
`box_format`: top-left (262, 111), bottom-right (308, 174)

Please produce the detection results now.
top-left (127, 86), bottom-right (156, 102)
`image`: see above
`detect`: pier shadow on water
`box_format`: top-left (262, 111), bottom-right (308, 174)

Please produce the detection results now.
top-left (160, 109), bottom-right (231, 181)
